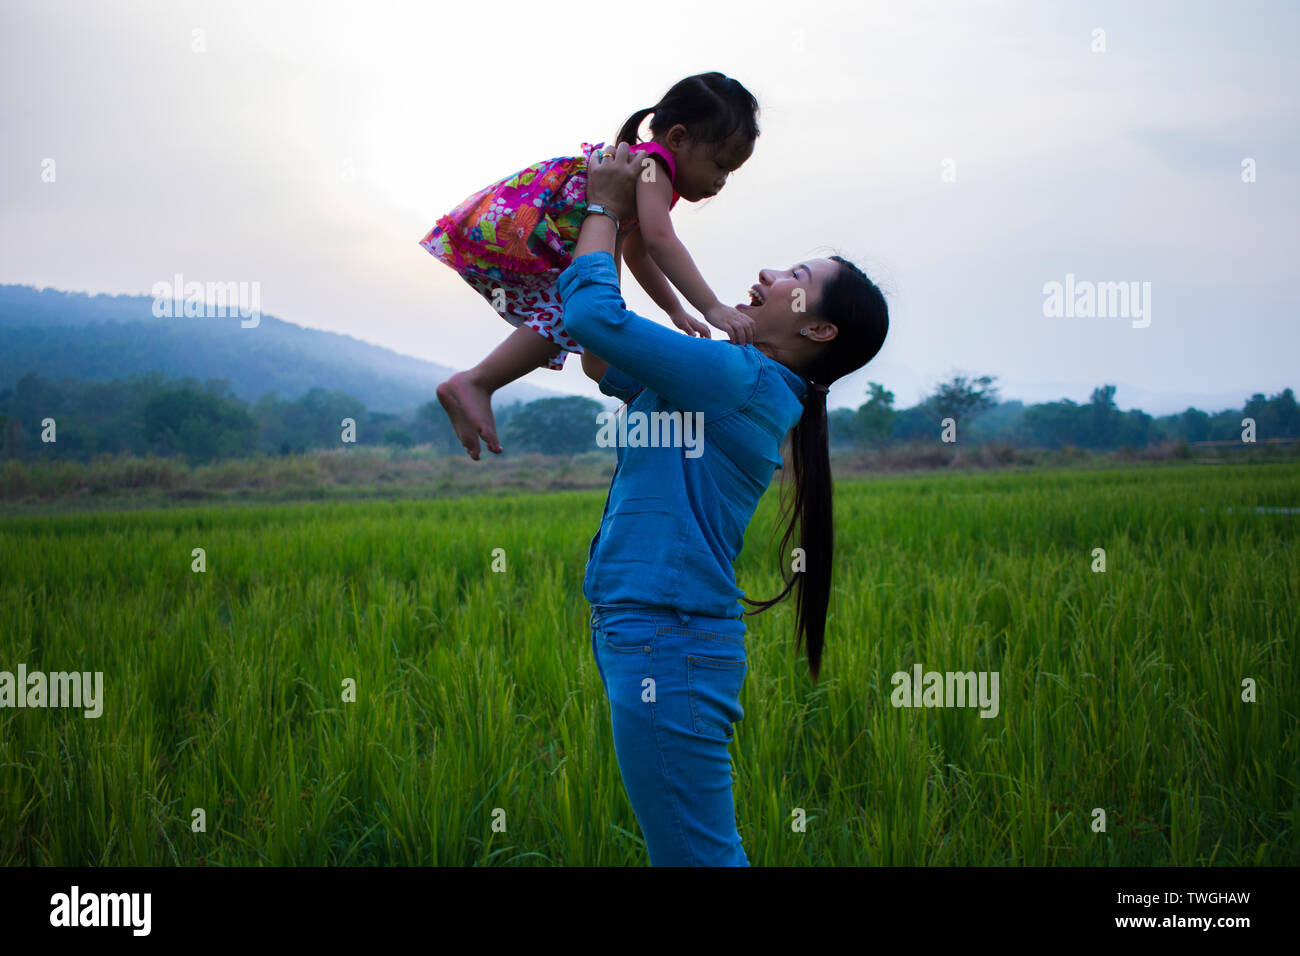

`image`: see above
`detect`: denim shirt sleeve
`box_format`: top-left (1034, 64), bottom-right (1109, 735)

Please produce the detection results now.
top-left (559, 251), bottom-right (759, 417)
top-left (597, 365), bottom-right (644, 403)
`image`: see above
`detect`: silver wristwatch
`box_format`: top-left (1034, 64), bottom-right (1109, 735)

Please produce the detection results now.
top-left (585, 203), bottom-right (619, 229)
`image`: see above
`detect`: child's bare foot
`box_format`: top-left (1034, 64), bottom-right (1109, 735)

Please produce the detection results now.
top-left (436, 372), bottom-right (501, 460)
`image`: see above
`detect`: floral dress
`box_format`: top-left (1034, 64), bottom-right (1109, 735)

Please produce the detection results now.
top-left (419, 141), bottom-right (680, 370)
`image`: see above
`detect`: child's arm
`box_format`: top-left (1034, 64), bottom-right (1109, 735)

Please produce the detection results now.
top-left (622, 227), bottom-right (711, 337)
top-left (634, 169), bottom-right (755, 345)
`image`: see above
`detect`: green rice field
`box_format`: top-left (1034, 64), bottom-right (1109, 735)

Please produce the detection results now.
top-left (1, 461), bottom-right (1297, 865)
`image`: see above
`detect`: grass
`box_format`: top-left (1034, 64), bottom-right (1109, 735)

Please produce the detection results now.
top-left (0, 461), bottom-right (1296, 865)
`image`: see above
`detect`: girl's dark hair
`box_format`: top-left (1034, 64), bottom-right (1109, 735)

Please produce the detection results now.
top-left (741, 256), bottom-right (889, 683)
top-left (616, 72), bottom-right (760, 150)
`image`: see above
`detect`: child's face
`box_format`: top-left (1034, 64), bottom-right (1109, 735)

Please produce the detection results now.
top-left (664, 127), bottom-right (754, 202)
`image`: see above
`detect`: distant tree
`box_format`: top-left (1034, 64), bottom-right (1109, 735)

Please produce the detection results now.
top-left (1273, 387), bottom-right (1299, 436)
top-left (13, 371), bottom-right (60, 414)
top-left (1022, 399), bottom-right (1081, 449)
top-left (1244, 387), bottom-right (1299, 438)
top-left (367, 410), bottom-right (417, 447)
top-left (892, 405), bottom-right (937, 442)
top-left (501, 396), bottom-right (605, 455)
top-left (0, 413), bottom-right (13, 458)
top-left (1073, 384), bottom-right (1115, 447)
top-left (142, 387), bottom-right (256, 463)
top-left (1114, 408), bottom-right (1153, 448)
top-left (856, 382), bottom-right (896, 446)
top-left (253, 393), bottom-right (294, 453)
top-left (1179, 408), bottom-right (1211, 443)
top-left (382, 428), bottom-right (413, 448)
top-left (294, 388), bottom-right (366, 446)
top-left (1, 358), bottom-right (1292, 464)
top-left (925, 375), bottom-right (999, 426)
top-left (1243, 393), bottom-right (1268, 430)
top-left (827, 407), bottom-right (860, 447)
top-left (493, 399), bottom-right (526, 438)
top-left (1208, 408), bottom-right (1243, 441)
top-left (967, 400), bottom-right (1026, 445)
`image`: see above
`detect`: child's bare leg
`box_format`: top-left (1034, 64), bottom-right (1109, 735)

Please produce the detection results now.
top-left (437, 325), bottom-right (560, 459)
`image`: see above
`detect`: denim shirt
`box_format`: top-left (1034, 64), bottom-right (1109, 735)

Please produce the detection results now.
top-left (557, 250), bottom-right (810, 619)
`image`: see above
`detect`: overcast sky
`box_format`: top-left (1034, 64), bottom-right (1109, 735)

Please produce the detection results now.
top-left (2, 0), bottom-right (1296, 415)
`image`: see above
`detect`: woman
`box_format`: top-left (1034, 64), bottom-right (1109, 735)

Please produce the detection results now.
top-left (559, 142), bottom-right (888, 866)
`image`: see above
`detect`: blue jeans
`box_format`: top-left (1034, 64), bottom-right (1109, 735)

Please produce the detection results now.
top-left (589, 604), bottom-right (750, 866)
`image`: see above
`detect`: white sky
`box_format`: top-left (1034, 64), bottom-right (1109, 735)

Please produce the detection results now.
top-left (2, 0), bottom-right (1296, 415)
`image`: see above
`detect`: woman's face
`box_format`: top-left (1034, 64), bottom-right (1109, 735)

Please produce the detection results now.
top-left (735, 258), bottom-right (840, 338)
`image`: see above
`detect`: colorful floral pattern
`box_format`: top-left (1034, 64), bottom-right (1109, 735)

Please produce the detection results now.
top-left (419, 141), bottom-right (680, 371)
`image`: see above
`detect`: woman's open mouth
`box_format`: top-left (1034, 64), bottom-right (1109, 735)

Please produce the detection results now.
top-left (739, 284), bottom-right (766, 310)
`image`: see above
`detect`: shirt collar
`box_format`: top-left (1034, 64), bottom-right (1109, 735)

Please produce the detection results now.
top-left (759, 348), bottom-right (811, 400)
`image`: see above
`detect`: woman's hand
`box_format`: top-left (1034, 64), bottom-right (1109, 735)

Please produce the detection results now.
top-left (586, 142), bottom-right (641, 222)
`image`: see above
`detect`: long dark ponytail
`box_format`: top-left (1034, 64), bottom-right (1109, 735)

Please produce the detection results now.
top-left (615, 72), bottom-right (760, 150)
top-left (741, 256), bottom-right (889, 682)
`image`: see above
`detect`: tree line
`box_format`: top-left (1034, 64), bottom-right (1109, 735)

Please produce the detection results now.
top-left (827, 377), bottom-right (1298, 449)
top-left (0, 370), bottom-right (1295, 464)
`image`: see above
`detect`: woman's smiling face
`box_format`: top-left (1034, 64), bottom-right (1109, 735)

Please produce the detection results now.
top-left (736, 258), bottom-right (840, 333)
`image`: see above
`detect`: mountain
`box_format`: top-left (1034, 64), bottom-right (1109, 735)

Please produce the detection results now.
top-left (0, 284), bottom-right (562, 413)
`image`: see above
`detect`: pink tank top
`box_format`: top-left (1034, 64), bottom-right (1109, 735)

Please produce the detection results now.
top-left (627, 142), bottom-right (681, 209)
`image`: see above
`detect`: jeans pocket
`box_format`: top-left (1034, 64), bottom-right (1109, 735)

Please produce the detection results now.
top-left (596, 616), bottom-right (654, 655)
top-left (687, 654), bottom-right (747, 740)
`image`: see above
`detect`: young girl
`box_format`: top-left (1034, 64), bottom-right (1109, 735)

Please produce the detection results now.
top-left (420, 71), bottom-right (761, 459)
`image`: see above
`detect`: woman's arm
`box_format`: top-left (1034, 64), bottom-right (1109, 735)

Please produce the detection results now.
top-left (580, 350), bottom-right (609, 383)
top-left (581, 351), bottom-right (643, 405)
top-left (574, 175), bottom-right (640, 399)
top-left (563, 146), bottom-right (756, 415)
top-left (578, 235), bottom-right (625, 384)
top-left (561, 251), bottom-right (756, 416)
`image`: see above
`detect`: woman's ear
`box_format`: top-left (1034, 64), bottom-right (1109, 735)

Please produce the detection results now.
top-left (806, 321), bottom-right (839, 344)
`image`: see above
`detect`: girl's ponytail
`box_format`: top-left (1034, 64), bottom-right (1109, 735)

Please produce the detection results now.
top-left (616, 107), bottom-right (656, 146)
top-left (612, 73), bottom-right (761, 153)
